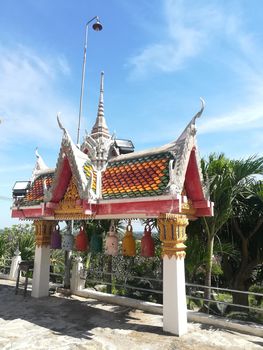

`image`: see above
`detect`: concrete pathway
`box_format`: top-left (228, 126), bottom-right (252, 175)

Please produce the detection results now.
top-left (0, 279), bottom-right (262, 350)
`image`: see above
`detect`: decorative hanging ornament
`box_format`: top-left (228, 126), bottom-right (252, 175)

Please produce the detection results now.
top-left (50, 224), bottom-right (62, 249)
top-left (122, 220), bottom-right (136, 257)
top-left (62, 230), bottom-right (74, 251)
top-left (105, 221), bottom-right (118, 256)
top-left (75, 226), bottom-right (88, 252)
top-left (141, 224), bottom-right (155, 257)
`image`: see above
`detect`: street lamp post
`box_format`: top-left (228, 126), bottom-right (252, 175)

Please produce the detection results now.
top-left (76, 16), bottom-right (103, 145)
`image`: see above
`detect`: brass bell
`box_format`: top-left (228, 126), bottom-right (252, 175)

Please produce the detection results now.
top-left (122, 221), bottom-right (136, 257)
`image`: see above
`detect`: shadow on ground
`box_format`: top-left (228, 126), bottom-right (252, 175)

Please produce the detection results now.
top-left (0, 283), bottom-right (167, 341)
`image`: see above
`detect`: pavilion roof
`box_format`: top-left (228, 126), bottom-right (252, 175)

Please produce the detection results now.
top-left (11, 73), bottom-right (213, 220)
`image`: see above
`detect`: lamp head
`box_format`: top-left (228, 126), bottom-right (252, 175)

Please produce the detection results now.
top-left (92, 18), bottom-right (103, 31)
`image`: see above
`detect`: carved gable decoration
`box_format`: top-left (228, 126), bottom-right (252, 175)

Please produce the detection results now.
top-left (54, 177), bottom-right (87, 220)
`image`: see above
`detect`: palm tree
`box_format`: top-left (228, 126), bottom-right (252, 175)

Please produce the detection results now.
top-left (201, 154), bottom-right (263, 301)
top-left (229, 180), bottom-right (263, 307)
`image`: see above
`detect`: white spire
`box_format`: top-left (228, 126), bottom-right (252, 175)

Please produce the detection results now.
top-left (91, 71), bottom-right (110, 139)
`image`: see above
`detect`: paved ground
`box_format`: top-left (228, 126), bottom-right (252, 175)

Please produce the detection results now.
top-left (0, 279), bottom-right (262, 350)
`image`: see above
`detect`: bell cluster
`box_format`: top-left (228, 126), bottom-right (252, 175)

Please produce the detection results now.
top-left (50, 221), bottom-right (155, 257)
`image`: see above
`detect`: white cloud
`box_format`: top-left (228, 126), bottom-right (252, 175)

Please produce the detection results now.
top-left (199, 24), bottom-right (263, 135)
top-left (199, 104), bottom-right (263, 134)
top-left (57, 56), bottom-right (71, 76)
top-left (128, 0), bottom-right (225, 77)
top-left (0, 44), bottom-right (77, 149)
top-left (127, 0), bottom-right (263, 139)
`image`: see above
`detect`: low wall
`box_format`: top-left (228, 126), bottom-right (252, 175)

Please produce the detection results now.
top-left (73, 288), bottom-right (263, 338)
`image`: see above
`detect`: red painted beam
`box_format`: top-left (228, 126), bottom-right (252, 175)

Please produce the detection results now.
top-left (11, 208), bottom-right (42, 218)
top-left (195, 205), bottom-right (214, 217)
top-left (11, 197), bottom-right (213, 220)
top-left (192, 200), bottom-right (211, 208)
top-left (97, 199), bottom-right (180, 217)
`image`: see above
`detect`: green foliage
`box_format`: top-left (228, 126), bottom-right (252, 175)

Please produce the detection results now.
top-left (0, 223), bottom-right (35, 261)
top-left (202, 154), bottom-right (263, 236)
top-left (0, 231), bottom-right (8, 264)
top-left (200, 153), bottom-right (263, 299)
top-left (50, 249), bottom-right (65, 274)
top-left (17, 231), bottom-right (35, 261)
top-left (249, 285), bottom-right (263, 308)
top-left (185, 220), bottom-right (239, 284)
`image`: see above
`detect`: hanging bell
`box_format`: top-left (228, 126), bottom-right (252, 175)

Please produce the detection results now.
top-left (141, 224), bottom-right (155, 257)
top-left (50, 224), bottom-right (62, 249)
top-left (122, 221), bottom-right (136, 257)
top-left (105, 222), bottom-right (118, 256)
top-left (62, 231), bottom-right (74, 251)
top-left (75, 226), bottom-right (88, 251)
top-left (90, 231), bottom-right (103, 253)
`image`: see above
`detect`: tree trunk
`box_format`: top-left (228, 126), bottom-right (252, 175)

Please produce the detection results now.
top-left (232, 235), bottom-right (250, 309)
top-left (232, 279), bottom-right (249, 309)
top-left (204, 234), bottom-right (214, 302)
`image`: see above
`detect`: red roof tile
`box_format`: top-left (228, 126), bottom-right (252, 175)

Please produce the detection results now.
top-left (22, 173), bottom-right (54, 206)
top-left (102, 152), bottom-right (173, 199)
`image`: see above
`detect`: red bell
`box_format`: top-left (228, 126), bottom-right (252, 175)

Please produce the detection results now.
top-left (75, 226), bottom-right (88, 251)
top-left (141, 224), bottom-right (155, 257)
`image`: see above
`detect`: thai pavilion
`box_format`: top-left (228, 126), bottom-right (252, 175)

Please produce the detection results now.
top-left (11, 72), bottom-right (213, 336)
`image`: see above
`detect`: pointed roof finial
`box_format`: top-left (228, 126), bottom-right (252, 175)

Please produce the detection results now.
top-left (100, 71), bottom-right (104, 100)
top-left (91, 71), bottom-right (110, 139)
top-left (57, 112), bottom-right (66, 135)
top-left (35, 147), bottom-right (49, 171)
top-left (192, 98), bottom-right (205, 125)
top-left (98, 71), bottom-right (104, 118)
top-left (31, 147), bottom-right (49, 182)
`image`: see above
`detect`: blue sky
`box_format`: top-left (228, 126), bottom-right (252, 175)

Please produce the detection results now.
top-left (1, 0), bottom-right (263, 228)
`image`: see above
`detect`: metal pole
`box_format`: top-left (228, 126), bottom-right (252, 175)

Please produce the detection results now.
top-left (77, 25), bottom-right (88, 145)
top-left (76, 16), bottom-right (100, 145)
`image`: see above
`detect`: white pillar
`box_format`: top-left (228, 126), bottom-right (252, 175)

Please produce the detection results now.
top-left (9, 248), bottom-right (21, 281)
top-left (158, 214), bottom-right (189, 337)
top-left (31, 245), bottom-right (50, 298)
top-left (163, 255), bottom-right (187, 335)
top-left (31, 220), bottom-right (53, 298)
top-left (70, 257), bottom-right (85, 292)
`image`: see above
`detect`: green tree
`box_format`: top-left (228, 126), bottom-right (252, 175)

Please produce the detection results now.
top-left (223, 180), bottom-right (263, 307)
top-left (185, 219), bottom-right (238, 285)
top-left (0, 230), bottom-right (9, 266)
top-left (201, 154), bottom-right (263, 300)
top-left (2, 224), bottom-right (35, 261)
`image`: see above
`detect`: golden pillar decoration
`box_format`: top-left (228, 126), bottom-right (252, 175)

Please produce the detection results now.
top-left (158, 214), bottom-right (189, 259)
top-left (34, 220), bottom-right (54, 247)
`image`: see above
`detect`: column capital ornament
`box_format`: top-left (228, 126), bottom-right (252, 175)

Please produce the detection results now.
top-left (34, 220), bottom-right (54, 247)
top-left (158, 214), bottom-right (189, 259)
